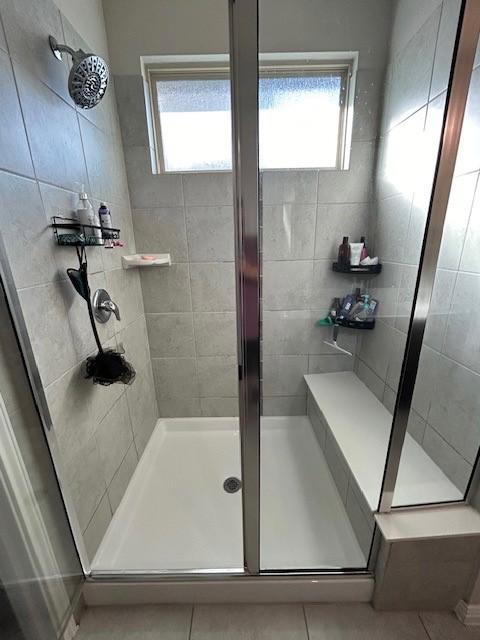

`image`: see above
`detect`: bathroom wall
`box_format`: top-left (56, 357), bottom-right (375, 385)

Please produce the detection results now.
top-left (103, 0), bottom-right (392, 417)
top-left (356, 0), bottom-right (480, 494)
top-left (0, 0), bottom-right (158, 561)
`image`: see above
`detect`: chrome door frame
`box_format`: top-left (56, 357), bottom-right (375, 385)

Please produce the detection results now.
top-left (378, 0), bottom-right (480, 512)
top-left (229, 0), bottom-right (261, 575)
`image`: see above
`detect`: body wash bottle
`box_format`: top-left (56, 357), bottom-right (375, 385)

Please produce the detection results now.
top-left (77, 187), bottom-right (103, 245)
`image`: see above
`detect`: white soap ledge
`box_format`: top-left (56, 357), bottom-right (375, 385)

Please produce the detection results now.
top-left (122, 254), bottom-right (171, 269)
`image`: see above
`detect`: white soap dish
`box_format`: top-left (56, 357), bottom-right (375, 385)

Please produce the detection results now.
top-left (122, 253), bottom-right (171, 269)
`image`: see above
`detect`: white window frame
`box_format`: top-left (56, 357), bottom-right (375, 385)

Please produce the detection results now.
top-left (142, 52), bottom-right (358, 174)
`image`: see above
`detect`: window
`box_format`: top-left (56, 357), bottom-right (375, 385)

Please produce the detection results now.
top-left (148, 58), bottom-right (352, 173)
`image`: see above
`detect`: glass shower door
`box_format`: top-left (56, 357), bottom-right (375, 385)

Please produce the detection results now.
top-left (0, 270), bottom-right (83, 639)
top-left (257, 0), bottom-right (463, 571)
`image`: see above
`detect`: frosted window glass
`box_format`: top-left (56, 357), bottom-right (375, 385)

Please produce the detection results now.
top-left (157, 79), bottom-right (232, 172)
top-left (156, 72), bottom-right (343, 172)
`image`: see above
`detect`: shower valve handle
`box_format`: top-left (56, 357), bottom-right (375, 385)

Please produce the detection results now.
top-left (92, 289), bottom-right (121, 323)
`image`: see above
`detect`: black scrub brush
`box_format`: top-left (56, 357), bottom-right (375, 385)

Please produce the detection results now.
top-left (67, 252), bottom-right (135, 386)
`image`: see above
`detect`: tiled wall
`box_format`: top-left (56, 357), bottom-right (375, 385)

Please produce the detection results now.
top-left (0, 0), bottom-right (158, 560)
top-left (112, 4), bottom-right (391, 417)
top-left (356, 0), bottom-right (480, 494)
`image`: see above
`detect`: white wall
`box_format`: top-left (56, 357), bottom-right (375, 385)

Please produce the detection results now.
top-left (53, 0), bottom-right (110, 60)
top-left (102, 0), bottom-right (392, 75)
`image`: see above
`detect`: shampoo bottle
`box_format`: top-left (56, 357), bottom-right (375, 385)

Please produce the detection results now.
top-left (337, 236), bottom-right (350, 266)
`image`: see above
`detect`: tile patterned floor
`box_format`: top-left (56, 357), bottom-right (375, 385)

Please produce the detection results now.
top-left (75, 603), bottom-right (480, 639)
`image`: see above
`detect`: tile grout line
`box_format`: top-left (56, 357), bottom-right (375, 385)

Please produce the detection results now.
top-left (417, 612), bottom-right (434, 640)
top-left (188, 605), bottom-right (195, 640)
top-left (302, 604), bottom-right (311, 640)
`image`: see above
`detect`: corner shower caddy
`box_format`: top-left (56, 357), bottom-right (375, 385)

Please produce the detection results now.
top-left (332, 261), bottom-right (382, 274)
top-left (51, 216), bottom-right (121, 246)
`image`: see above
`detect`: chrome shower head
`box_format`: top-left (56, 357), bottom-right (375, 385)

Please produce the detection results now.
top-left (49, 36), bottom-right (109, 109)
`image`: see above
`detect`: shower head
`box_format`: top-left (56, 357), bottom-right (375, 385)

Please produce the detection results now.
top-left (49, 36), bottom-right (109, 109)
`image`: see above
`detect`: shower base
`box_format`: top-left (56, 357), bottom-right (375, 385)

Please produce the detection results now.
top-left (92, 416), bottom-right (365, 573)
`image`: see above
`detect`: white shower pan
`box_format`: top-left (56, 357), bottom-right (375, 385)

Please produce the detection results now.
top-left (92, 416), bottom-right (365, 573)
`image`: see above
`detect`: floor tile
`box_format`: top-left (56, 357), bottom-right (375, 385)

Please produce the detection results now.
top-left (76, 605), bottom-right (192, 639)
top-left (190, 604), bottom-right (308, 639)
top-left (305, 604), bottom-right (429, 640)
top-left (420, 611), bottom-right (480, 639)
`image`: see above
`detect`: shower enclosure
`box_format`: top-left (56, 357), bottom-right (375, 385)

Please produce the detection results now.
top-left (1, 0), bottom-right (480, 609)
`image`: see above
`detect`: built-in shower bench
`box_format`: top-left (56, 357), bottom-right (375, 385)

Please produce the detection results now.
top-left (304, 372), bottom-right (462, 556)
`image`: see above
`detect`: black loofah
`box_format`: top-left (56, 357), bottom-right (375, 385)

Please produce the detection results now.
top-left (85, 347), bottom-right (136, 386)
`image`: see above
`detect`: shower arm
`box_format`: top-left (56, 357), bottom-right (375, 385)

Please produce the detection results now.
top-left (48, 36), bottom-right (78, 62)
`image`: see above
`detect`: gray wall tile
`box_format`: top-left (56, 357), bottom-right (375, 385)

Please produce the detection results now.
top-left (263, 310), bottom-right (310, 355)
top-left (183, 172), bottom-right (233, 206)
top-left (126, 362), bottom-right (158, 451)
top-left (152, 357), bottom-right (198, 399)
top-left (355, 359), bottom-right (385, 401)
top-left (125, 146), bottom-right (183, 208)
top-left (262, 355), bottom-right (308, 397)
top-left (133, 208), bottom-right (188, 262)
top-left (82, 492), bottom-right (112, 560)
top-left (430, 1), bottom-right (461, 99)
top-left (0, 0), bottom-right (70, 101)
top-left (0, 172), bottom-right (58, 289)
top-left (95, 394), bottom-right (134, 487)
top-left (263, 204), bottom-right (316, 260)
top-left (316, 141), bottom-right (374, 204)
top-left (261, 170), bottom-right (318, 204)
top-left (456, 66), bottom-right (480, 176)
top-left (114, 75), bottom-right (151, 147)
top-left (18, 282), bottom-right (77, 387)
top-left (190, 262), bottom-right (235, 311)
top-left (0, 51), bottom-right (33, 176)
top-left (308, 354), bottom-right (354, 373)
top-left (422, 424), bottom-right (472, 492)
top-left (438, 172), bottom-right (477, 270)
top-left (264, 396), bottom-right (307, 416)
top-left (108, 443), bottom-right (138, 512)
top-left (315, 203), bottom-right (369, 260)
top-left (200, 397), bottom-right (239, 417)
top-left (116, 315), bottom-right (150, 371)
top-left (146, 313), bottom-right (195, 358)
top-left (157, 396), bottom-right (201, 419)
top-left (14, 62), bottom-right (88, 191)
top-left (197, 356), bottom-right (238, 397)
top-left (263, 261), bottom-right (312, 311)
top-left (67, 434), bottom-right (106, 532)
top-left (193, 312), bottom-right (236, 356)
top-left (186, 205), bottom-right (234, 262)
top-left (382, 7), bottom-right (440, 131)
top-left (459, 175), bottom-right (480, 273)
top-left (427, 353), bottom-right (480, 465)
top-left (324, 431), bottom-right (349, 504)
top-left (141, 264), bottom-right (192, 313)
top-left (443, 272), bottom-right (480, 374)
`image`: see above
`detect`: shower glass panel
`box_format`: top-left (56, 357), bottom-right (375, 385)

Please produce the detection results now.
top-left (393, 29), bottom-right (480, 508)
top-left (0, 281), bottom-right (82, 639)
top-left (258, 0), bottom-right (462, 570)
top-left (86, 1), bottom-right (244, 574)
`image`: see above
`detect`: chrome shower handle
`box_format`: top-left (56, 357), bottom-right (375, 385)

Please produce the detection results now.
top-left (92, 289), bottom-right (121, 323)
top-left (100, 299), bottom-right (121, 321)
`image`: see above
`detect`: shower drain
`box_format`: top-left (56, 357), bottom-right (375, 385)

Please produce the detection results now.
top-left (223, 476), bottom-right (242, 493)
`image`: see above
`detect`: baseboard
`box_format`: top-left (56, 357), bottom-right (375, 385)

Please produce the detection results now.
top-left (83, 575), bottom-right (374, 606)
top-left (455, 599), bottom-right (480, 626)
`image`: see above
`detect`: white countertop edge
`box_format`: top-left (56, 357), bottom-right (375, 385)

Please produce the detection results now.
top-left (375, 504), bottom-right (480, 542)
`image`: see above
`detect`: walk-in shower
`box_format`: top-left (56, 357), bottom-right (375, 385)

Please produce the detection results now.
top-left (1, 0), bottom-right (480, 622)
